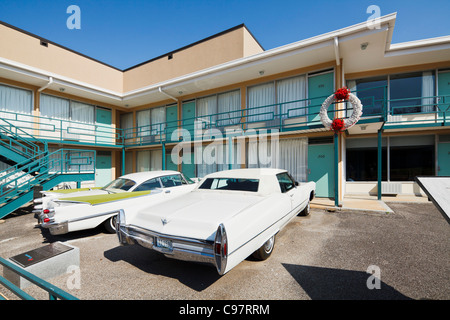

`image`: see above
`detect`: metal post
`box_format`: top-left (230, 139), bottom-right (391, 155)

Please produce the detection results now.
top-left (162, 143), bottom-right (166, 170)
top-left (122, 147), bottom-right (125, 175)
top-left (377, 129), bottom-right (382, 200)
top-left (228, 136), bottom-right (233, 170)
top-left (334, 132), bottom-right (339, 207)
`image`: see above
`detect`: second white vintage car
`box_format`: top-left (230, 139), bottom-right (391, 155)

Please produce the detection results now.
top-left (36, 171), bottom-right (197, 235)
top-left (116, 168), bottom-right (315, 275)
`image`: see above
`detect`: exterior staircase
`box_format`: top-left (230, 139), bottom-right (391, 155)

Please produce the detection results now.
top-left (0, 118), bottom-right (95, 219)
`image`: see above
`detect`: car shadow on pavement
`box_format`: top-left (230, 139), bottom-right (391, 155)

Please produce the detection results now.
top-left (282, 263), bottom-right (412, 300)
top-left (104, 244), bottom-right (221, 292)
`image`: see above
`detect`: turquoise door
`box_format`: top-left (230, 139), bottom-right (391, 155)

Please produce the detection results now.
top-left (166, 104), bottom-right (178, 142)
top-left (182, 151), bottom-right (195, 179)
top-left (96, 107), bottom-right (113, 144)
top-left (95, 152), bottom-right (112, 187)
top-left (437, 142), bottom-right (450, 176)
top-left (181, 101), bottom-right (196, 177)
top-left (308, 143), bottom-right (334, 197)
top-left (438, 72), bottom-right (450, 120)
top-left (165, 151), bottom-right (178, 171)
top-left (182, 101), bottom-right (196, 139)
top-left (308, 72), bottom-right (334, 122)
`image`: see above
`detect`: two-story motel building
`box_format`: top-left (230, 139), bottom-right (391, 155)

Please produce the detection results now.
top-left (0, 12), bottom-right (449, 217)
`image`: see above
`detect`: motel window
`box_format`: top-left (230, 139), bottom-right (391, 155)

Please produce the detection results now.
top-left (136, 106), bottom-right (166, 137)
top-left (247, 75), bottom-right (307, 122)
top-left (347, 70), bottom-right (436, 116)
top-left (0, 84), bottom-right (33, 114)
top-left (247, 137), bottom-right (307, 183)
top-left (347, 76), bottom-right (387, 116)
top-left (136, 149), bottom-right (162, 172)
top-left (389, 135), bottom-right (435, 181)
top-left (40, 94), bottom-right (95, 124)
top-left (196, 90), bottom-right (240, 127)
top-left (390, 71), bottom-right (435, 114)
top-left (346, 135), bottom-right (434, 182)
top-left (195, 142), bottom-right (242, 178)
top-left (120, 113), bottom-right (133, 139)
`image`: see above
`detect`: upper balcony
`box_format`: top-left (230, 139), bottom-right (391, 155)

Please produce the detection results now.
top-left (0, 87), bottom-right (449, 149)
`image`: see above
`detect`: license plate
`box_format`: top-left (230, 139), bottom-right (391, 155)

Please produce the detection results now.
top-left (155, 237), bottom-right (173, 251)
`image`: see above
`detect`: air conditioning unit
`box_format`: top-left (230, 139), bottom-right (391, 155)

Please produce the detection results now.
top-left (381, 182), bottom-right (402, 195)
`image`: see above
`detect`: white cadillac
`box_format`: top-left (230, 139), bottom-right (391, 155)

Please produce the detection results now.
top-left (36, 171), bottom-right (197, 235)
top-left (116, 168), bottom-right (316, 275)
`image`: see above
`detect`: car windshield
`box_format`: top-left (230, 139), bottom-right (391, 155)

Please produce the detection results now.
top-left (102, 178), bottom-right (136, 193)
top-left (199, 178), bottom-right (259, 192)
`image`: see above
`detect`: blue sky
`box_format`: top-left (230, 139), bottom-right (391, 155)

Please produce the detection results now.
top-left (0, 0), bottom-right (449, 70)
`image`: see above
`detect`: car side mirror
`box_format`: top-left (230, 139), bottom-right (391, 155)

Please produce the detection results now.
top-left (295, 181), bottom-right (299, 187)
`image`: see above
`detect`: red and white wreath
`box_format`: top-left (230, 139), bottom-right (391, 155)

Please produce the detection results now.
top-left (319, 87), bottom-right (363, 132)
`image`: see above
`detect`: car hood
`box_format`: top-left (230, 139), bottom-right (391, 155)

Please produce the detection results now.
top-left (128, 190), bottom-right (265, 241)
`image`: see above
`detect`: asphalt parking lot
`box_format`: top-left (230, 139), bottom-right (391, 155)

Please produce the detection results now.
top-left (0, 201), bottom-right (449, 301)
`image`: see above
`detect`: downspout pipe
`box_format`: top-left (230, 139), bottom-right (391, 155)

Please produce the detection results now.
top-left (38, 76), bottom-right (53, 92)
top-left (158, 87), bottom-right (178, 102)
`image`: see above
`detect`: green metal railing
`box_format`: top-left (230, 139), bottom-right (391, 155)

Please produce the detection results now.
top-left (1, 89), bottom-right (449, 150)
top-left (0, 149), bottom-right (95, 200)
top-left (0, 110), bottom-right (121, 147)
top-left (0, 257), bottom-right (78, 300)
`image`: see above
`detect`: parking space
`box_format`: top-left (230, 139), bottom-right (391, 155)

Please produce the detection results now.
top-left (1, 201), bottom-right (449, 300)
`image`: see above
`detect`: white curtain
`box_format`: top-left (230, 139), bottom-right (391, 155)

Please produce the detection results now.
top-left (196, 142), bottom-right (241, 177)
top-left (136, 150), bottom-right (150, 172)
top-left (136, 109), bottom-right (151, 137)
top-left (277, 76), bottom-right (306, 118)
top-left (0, 84), bottom-right (32, 114)
top-left (197, 96), bottom-right (217, 128)
top-left (71, 101), bottom-right (94, 123)
top-left (40, 94), bottom-right (70, 119)
top-left (247, 82), bottom-right (275, 122)
top-left (150, 149), bottom-right (162, 171)
top-left (346, 80), bottom-right (357, 118)
top-left (151, 107), bottom-right (165, 135)
top-left (247, 138), bottom-right (278, 168)
top-left (246, 137), bottom-right (307, 182)
top-left (137, 150), bottom-right (162, 172)
top-left (120, 113), bottom-right (133, 139)
top-left (278, 138), bottom-right (307, 182)
top-left (218, 90), bottom-right (240, 126)
top-left (421, 71), bottom-right (435, 113)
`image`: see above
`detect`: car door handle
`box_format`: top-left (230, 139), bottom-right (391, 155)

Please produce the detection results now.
top-left (289, 193), bottom-right (294, 197)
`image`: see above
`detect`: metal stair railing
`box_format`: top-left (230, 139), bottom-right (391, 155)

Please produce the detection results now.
top-left (0, 117), bottom-right (48, 160)
top-left (0, 149), bottom-right (95, 211)
top-left (0, 257), bottom-right (78, 300)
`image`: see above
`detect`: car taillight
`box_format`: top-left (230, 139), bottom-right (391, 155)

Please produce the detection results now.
top-left (43, 209), bottom-right (50, 214)
top-left (43, 218), bottom-right (50, 223)
top-left (214, 224), bottom-right (228, 275)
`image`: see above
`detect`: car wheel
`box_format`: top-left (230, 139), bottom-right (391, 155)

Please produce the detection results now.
top-left (252, 235), bottom-right (275, 261)
top-left (298, 202), bottom-right (310, 216)
top-left (103, 215), bottom-right (117, 233)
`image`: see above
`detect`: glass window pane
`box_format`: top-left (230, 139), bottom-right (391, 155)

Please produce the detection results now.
top-left (349, 76), bottom-right (387, 116)
top-left (390, 145), bottom-right (434, 181)
top-left (390, 72), bottom-right (424, 114)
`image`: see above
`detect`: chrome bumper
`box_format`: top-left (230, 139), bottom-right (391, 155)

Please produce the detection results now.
top-left (117, 224), bottom-right (215, 265)
top-left (41, 220), bottom-right (69, 235)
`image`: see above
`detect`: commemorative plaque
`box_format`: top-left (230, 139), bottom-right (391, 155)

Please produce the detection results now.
top-left (10, 242), bottom-right (74, 268)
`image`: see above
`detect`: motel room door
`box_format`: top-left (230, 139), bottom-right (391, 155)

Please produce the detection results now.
top-left (96, 107), bottom-right (113, 144)
top-left (308, 141), bottom-right (334, 198)
top-left (181, 101), bottom-right (196, 179)
top-left (95, 151), bottom-right (112, 187)
top-left (166, 104), bottom-right (178, 142)
top-left (308, 71), bottom-right (334, 123)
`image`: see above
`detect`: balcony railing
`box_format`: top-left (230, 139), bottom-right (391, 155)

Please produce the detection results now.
top-left (0, 89), bottom-right (449, 149)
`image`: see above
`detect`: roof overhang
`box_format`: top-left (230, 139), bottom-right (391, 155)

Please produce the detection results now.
top-left (1, 12), bottom-right (449, 109)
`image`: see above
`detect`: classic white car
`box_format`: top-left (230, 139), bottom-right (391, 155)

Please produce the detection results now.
top-left (116, 168), bottom-right (315, 275)
top-left (36, 171), bottom-right (197, 235)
